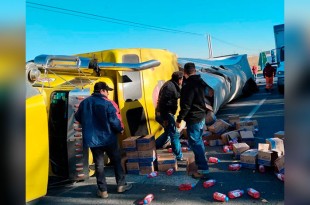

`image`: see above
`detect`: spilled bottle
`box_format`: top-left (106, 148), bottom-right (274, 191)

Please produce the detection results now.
top-left (228, 163), bottom-right (242, 171)
top-left (179, 183), bottom-right (194, 191)
top-left (228, 189), bottom-right (244, 199)
top-left (213, 192), bottom-right (229, 202)
top-left (166, 168), bottom-right (174, 176)
top-left (147, 171), bottom-right (158, 178)
top-left (208, 157), bottom-right (220, 163)
top-left (276, 173), bottom-right (284, 181)
top-left (143, 193), bottom-right (154, 204)
top-left (247, 188), bottom-right (260, 199)
top-left (202, 179), bottom-right (216, 188)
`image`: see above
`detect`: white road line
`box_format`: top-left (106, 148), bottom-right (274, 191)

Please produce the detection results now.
top-left (244, 98), bottom-right (266, 120)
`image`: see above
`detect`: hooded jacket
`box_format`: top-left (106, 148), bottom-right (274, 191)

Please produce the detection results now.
top-left (74, 93), bottom-right (124, 147)
top-left (176, 74), bottom-right (207, 124)
top-left (156, 79), bottom-right (181, 120)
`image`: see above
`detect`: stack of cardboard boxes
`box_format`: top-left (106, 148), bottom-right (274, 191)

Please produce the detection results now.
top-left (122, 135), bottom-right (156, 175)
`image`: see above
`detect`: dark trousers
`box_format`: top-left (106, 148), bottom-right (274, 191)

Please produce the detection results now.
top-left (90, 142), bottom-right (125, 192)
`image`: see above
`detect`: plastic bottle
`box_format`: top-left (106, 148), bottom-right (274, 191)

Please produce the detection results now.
top-left (276, 173), bottom-right (284, 181)
top-left (203, 179), bottom-right (216, 188)
top-left (213, 192), bottom-right (229, 202)
top-left (247, 188), bottom-right (260, 199)
top-left (147, 171), bottom-right (158, 178)
top-left (203, 140), bottom-right (209, 146)
top-left (259, 165), bottom-right (265, 173)
top-left (167, 148), bottom-right (173, 153)
top-left (166, 168), bottom-right (174, 176)
top-left (208, 157), bottom-right (220, 163)
top-left (143, 193), bottom-right (154, 204)
top-left (182, 147), bottom-right (190, 152)
top-left (179, 183), bottom-right (194, 191)
top-left (228, 189), bottom-right (244, 199)
top-left (223, 145), bottom-right (231, 153)
top-left (228, 163), bottom-right (242, 171)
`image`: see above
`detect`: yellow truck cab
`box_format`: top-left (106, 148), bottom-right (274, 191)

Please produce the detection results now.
top-left (26, 48), bottom-right (178, 203)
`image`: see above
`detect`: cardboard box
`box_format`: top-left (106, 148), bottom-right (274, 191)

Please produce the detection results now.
top-left (257, 143), bottom-right (278, 166)
top-left (228, 115), bottom-right (240, 125)
top-left (122, 136), bottom-right (141, 151)
top-left (126, 162), bottom-right (139, 171)
top-left (137, 135), bottom-right (156, 151)
top-left (236, 120), bottom-right (258, 131)
top-left (221, 130), bottom-right (240, 145)
top-left (157, 155), bottom-right (176, 165)
top-left (274, 155), bottom-right (285, 173)
top-left (240, 149), bottom-right (258, 169)
top-left (158, 162), bottom-right (178, 172)
top-left (240, 130), bottom-right (255, 147)
top-left (266, 138), bottom-right (284, 155)
top-left (203, 133), bottom-right (221, 141)
top-left (156, 149), bottom-right (175, 157)
top-left (139, 162), bottom-right (155, 175)
top-left (207, 119), bottom-right (231, 134)
top-left (233, 143), bottom-right (250, 159)
top-left (138, 148), bottom-right (156, 163)
top-left (126, 151), bottom-right (139, 162)
top-left (274, 131), bottom-right (285, 139)
top-left (209, 139), bottom-right (224, 146)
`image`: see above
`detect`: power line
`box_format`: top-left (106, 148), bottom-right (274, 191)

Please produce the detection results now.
top-left (26, 2), bottom-right (203, 36)
top-left (26, 1), bottom-right (259, 53)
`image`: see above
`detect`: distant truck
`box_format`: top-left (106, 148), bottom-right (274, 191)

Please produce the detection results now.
top-left (274, 24), bottom-right (284, 93)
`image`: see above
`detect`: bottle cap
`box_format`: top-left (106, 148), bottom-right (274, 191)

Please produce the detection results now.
top-left (225, 196), bottom-right (229, 202)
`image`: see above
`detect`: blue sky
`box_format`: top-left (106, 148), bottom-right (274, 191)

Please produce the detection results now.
top-left (26, 0), bottom-right (284, 61)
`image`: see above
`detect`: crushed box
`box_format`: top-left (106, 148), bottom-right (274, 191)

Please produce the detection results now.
top-left (240, 149), bottom-right (258, 169)
top-left (257, 143), bottom-right (278, 166)
top-left (274, 155), bottom-right (285, 173)
top-left (266, 138), bottom-right (284, 156)
top-left (240, 130), bottom-right (255, 147)
top-left (228, 115), bottom-right (240, 125)
top-left (221, 130), bottom-right (240, 145)
top-left (274, 131), bottom-right (285, 139)
top-left (236, 120), bottom-right (258, 131)
top-left (233, 143), bottom-right (250, 159)
top-left (207, 119), bottom-right (231, 134)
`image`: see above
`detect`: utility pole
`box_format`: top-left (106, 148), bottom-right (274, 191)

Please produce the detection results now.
top-left (207, 34), bottom-right (213, 59)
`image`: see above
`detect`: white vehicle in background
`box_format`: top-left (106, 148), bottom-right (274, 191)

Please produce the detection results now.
top-left (274, 24), bottom-right (284, 93)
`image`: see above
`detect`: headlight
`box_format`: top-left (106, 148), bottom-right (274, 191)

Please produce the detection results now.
top-left (277, 71), bottom-right (284, 76)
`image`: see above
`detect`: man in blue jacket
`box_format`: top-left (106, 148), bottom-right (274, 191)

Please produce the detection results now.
top-left (176, 62), bottom-right (210, 179)
top-left (75, 82), bottom-right (132, 199)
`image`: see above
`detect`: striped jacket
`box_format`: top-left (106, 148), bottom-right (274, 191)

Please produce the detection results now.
top-left (75, 93), bottom-right (124, 147)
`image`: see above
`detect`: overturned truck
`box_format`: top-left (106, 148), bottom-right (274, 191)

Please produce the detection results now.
top-left (26, 48), bottom-right (254, 203)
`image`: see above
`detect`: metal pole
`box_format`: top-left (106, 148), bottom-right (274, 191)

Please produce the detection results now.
top-left (207, 34), bottom-right (213, 59)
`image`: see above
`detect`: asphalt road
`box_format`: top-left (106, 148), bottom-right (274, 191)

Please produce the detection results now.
top-left (36, 75), bottom-right (284, 205)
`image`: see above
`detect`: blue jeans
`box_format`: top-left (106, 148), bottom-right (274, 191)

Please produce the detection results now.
top-left (186, 119), bottom-right (209, 172)
top-left (155, 113), bottom-right (183, 159)
top-left (90, 142), bottom-right (125, 192)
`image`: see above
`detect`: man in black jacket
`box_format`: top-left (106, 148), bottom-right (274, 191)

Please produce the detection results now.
top-left (176, 62), bottom-right (210, 179)
top-left (156, 71), bottom-right (184, 160)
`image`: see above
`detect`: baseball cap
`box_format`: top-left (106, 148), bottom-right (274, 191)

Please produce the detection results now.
top-left (94, 82), bottom-right (113, 92)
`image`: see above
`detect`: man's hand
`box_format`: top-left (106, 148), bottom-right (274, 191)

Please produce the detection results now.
top-left (176, 122), bottom-right (181, 128)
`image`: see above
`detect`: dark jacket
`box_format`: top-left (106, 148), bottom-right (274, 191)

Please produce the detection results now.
top-left (263, 64), bottom-right (276, 77)
top-left (74, 93), bottom-right (124, 147)
top-left (156, 79), bottom-right (181, 120)
top-left (177, 74), bottom-right (207, 124)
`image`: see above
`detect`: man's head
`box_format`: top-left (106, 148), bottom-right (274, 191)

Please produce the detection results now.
top-left (94, 82), bottom-right (113, 94)
top-left (172, 71), bottom-right (184, 81)
top-left (184, 62), bottom-right (196, 77)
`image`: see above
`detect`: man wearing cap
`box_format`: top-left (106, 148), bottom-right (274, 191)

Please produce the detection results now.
top-left (176, 62), bottom-right (210, 179)
top-left (75, 81), bottom-right (132, 199)
top-left (155, 71), bottom-right (184, 161)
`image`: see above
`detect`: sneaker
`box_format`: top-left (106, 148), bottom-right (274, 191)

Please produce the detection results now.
top-left (97, 190), bottom-right (108, 199)
top-left (117, 183), bottom-right (133, 193)
top-left (192, 172), bottom-right (210, 180)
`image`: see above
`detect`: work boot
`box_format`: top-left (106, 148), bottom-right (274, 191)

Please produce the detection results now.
top-left (192, 172), bottom-right (210, 180)
top-left (97, 190), bottom-right (108, 199)
top-left (117, 183), bottom-right (133, 193)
